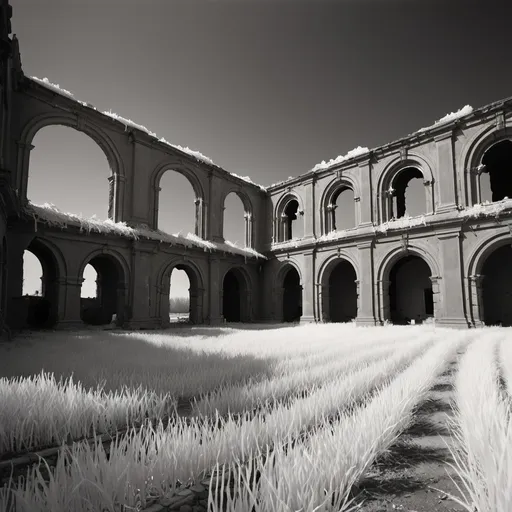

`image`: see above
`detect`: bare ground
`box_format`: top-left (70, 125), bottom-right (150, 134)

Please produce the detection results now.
top-left (349, 358), bottom-right (469, 512)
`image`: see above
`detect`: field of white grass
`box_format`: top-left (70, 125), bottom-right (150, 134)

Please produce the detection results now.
top-left (0, 323), bottom-right (510, 512)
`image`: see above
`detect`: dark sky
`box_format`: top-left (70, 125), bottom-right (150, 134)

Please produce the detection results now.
top-left (15, 0), bottom-right (512, 297)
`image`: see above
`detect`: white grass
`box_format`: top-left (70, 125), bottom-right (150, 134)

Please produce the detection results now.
top-left (0, 372), bottom-right (175, 456)
top-left (449, 334), bottom-right (512, 512)
top-left (210, 332), bottom-right (467, 512)
top-left (192, 330), bottom-right (416, 416)
top-left (0, 330), bottom-right (434, 511)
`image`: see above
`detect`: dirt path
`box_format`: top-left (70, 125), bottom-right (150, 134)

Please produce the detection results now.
top-left (351, 353), bottom-right (468, 512)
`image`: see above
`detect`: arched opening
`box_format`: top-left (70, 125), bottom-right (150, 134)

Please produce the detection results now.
top-left (389, 167), bottom-right (426, 219)
top-left (324, 260), bottom-right (358, 322)
top-left (282, 266), bottom-right (302, 322)
top-left (80, 255), bottom-right (125, 326)
top-left (222, 268), bottom-right (249, 323)
top-left (21, 240), bottom-right (59, 329)
top-left (481, 245), bottom-right (512, 326)
top-left (27, 126), bottom-right (112, 219)
top-left (169, 268), bottom-right (191, 323)
top-left (157, 170), bottom-right (197, 236)
top-left (282, 199), bottom-right (304, 241)
top-left (388, 254), bottom-right (433, 325)
top-left (328, 187), bottom-right (355, 232)
top-left (480, 140), bottom-right (512, 203)
top-left (223, 192), bottom-right (247, 246)
top-left (81, 264), bottom-right (98, 299)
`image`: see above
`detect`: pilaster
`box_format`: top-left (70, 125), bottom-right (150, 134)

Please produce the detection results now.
top-left (356, 240), bottom-right (377, 326)
top-left (434, 131), bottom-right (457, 213)
top-left (300, 251), bottom-right (316, 323)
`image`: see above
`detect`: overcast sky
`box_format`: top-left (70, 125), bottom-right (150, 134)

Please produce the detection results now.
top-left (17, 0), bottom-right (512, 300)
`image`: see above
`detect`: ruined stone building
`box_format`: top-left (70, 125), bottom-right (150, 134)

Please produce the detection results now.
top-left (0, 0), bottom-right (511, 332)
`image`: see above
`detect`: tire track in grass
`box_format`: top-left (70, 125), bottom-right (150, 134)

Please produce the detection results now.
top-left (348, 330), bottom-right (481, 512)
top-left (0, 335), bottom-right (436, 512)
top-left (209, 332), bottom-right (467, 512)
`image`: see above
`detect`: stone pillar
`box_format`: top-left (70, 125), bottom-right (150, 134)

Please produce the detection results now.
top-left (435, 132), bottom-right (458, 213)
top-left (58, 276), bottom-right (83, 328)
top-left (358, 156), bottom-right (373, 226)
top-left (377, 279), bottom-right (390, 325)
top-left (208, 257), bottom-right (223, 324)
top-left (300, 251), bottom-right (316, 323)
top-left (436, 231), bottom-right (469, 328)
top-left (429, 275), bottom-right (441, 320)
top-left (207, 173), bottom-right (224, 243)
top-left (356, 241), bottom-right (377, 326)
top-left (15, 141), bottom-right (34, 202)
top-left (157, 282), bottom-right (171, 328)
top-left (468, 274), bottom-right (485, 327)
top-left (316, 283), bottom-right (328, 322)
top-left (303, 178), bottom-right (315, 237)
top-left (273, 286), bottom-right (284, 322)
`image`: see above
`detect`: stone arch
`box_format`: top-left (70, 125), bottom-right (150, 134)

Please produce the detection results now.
top-left (276, 261), bottom-right (303, 322)
top-left (318, 253), bottom-right (360, 322)
top-left (220, 187), bottom-right (254, 247)
top-left (465, 231), bottom-right (512, 327)
top-left (18, 111), bottom-right (126, 222)
top-left (377, 156), bottom-right (434, 224)
top-left (321, 176), bottom-right (361, 234)
top-left (157, 258), bottom-right (206, 326)
top-left (22, 237), bottom-right (67, 329)
top-left (221, 266), bottom-right (252, 322)
top-left (78, 248), bottom-right (129, 326)
top-left (150, 159), bottom-right (207, 237)
top-left (274, 192), bottom-right (305, 242)
top-left (377, 245), bottom-right (440, 325)
top-left (460, 125), bottom-right (512, 206)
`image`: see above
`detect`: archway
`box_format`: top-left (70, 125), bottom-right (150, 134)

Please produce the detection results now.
top-left (80, 254), bottom-right (125, 326)
top-left (282, 266), bottom-right (302, 322)
top-left (157, 170), bottom-right (197, 236)
top-left (22, 239), bottom-right (60, 329)
top-left (480, 140), bottom-right (512, 203)
top-left (481, 245), bottom-right (512, 326)
top-left (324, 260), bottom-right (358, 322)
top-left (169, 268), bottom-right (191, 323)
top-left (222, 268), bottom-right (249, 323)
top-left (388, 254), bottom-right (433, 325)
top-left (223, 192), bottom-right (247, 246)
top-left (158, 261), bottom-right (203, 326)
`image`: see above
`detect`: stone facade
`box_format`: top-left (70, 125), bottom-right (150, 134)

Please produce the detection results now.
top-left (0, 0), bottom-right (510, 332)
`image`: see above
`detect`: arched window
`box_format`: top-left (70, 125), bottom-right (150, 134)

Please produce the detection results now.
top-left (387, 167), bottom-right (427, 219)
top-left (27, 126), bottom-right (111, 219)
top-left (478, 140), bottom-right (512, 203)
top-left (157, 170), bottom-right (197, 236)
top-left (223, 192), bottom-right (247, 246)
top-left (280, 199), bottom-right (304, 241)
top-left (326, 186), bottom-right (355, 232)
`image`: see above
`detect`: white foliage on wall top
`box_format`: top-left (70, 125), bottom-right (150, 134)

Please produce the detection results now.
top-left (25, 202), bottom-right (266, 259)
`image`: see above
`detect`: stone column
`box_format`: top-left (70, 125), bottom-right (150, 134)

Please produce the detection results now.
top-left (429, 275), bottom-right (441, 320)
top-left (435, 131), bottom-right (458, 213)
top-left (468, 274), bottom-right (485, 327)
top-left (356, 241), bottom-right (377, 326)
top-left (208, 257), bottom-right (223, 324)
top-left (300, 251), bottom-right (316, 323)
top-left (436, 231), bottom-right (469, 328)
top-left (58, 276), bottom-right (83, 328)
top-left (377, 279), bottom-right (390, 325)
top-left (303, 178), bottom-right (316, 237)
top-left (358, 156), bottom-right (373, 226)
